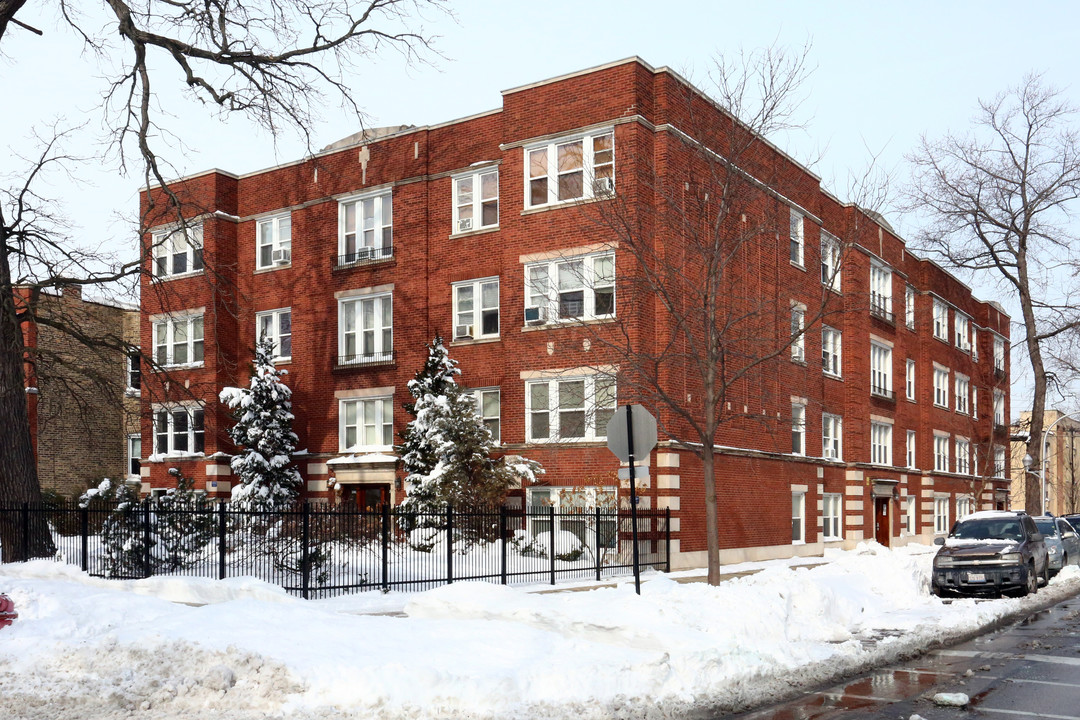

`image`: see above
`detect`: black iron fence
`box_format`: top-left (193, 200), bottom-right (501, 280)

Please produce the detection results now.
top-left (0, 501), bottom-right (670, 599)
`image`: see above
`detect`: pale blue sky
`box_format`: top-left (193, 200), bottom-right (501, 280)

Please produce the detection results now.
top-left (5, 0), bottom-right (1079, 410)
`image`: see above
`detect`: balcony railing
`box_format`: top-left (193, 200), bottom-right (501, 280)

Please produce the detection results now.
top-left (869, 293), bottom-right (895, 324)
top-left (994, 366), bottom-right (1006, 380)
top-left (870, 384), bottom-right (895, 402)
top-left (332, 244), bottom-right (394, 269)
top-left (334, 351), bottom-right (396, 370)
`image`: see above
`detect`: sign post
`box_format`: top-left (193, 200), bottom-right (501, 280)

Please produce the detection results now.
top-left (606, 404), bottom-right (658, 595)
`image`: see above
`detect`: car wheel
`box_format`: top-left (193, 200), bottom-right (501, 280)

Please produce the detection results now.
top-left (1020, 562), bottom-right (1038, 597)
top-left (1041, 564), bottom-right (1050, 587)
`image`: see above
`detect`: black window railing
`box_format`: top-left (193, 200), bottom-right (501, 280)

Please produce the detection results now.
top-left (334, 351), bottom-right (396, 369)
top-left (333, 244), bottom-right (394, 269)
top-left (870, 384), bottom-right (895, 402)
top-left (870, 293), bottom-right (895, 324)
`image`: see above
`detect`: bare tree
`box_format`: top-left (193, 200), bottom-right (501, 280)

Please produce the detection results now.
top-left (0, 0), bottom-right (442, 560)
top-left (906, 75), bottom-right (1080, 513)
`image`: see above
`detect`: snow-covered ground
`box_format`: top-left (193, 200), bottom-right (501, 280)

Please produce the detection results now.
top-left (1, 542), bottom-right (1077, 720)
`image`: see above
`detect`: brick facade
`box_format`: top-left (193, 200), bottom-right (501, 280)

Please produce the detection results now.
top-left (139, 57), bottom-right (1011, 569)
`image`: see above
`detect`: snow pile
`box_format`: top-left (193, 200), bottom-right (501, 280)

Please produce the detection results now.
top-left (1, 543), bottom-right (1077, 720)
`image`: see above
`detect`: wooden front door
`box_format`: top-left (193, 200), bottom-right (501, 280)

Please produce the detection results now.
top-left (342, 484), bottom-right (390, 511)
top-left (874, 497), bottom-right (891, 546)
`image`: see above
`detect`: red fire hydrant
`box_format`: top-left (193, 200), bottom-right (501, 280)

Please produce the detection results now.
top-left (0, 594), bottom-right (17, 629)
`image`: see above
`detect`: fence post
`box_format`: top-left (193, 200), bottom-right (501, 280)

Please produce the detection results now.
top-left (301, 501), bottom-right (311, 600)
top-left (142, 499), bottom-right (152, 579)
top-left (549, 505), bottom-right (556, 586)
top-left (595, 506), bottom-right (602, 582)
top-left (446, 503), bottom-right (454, 585)
top-left (381, 502), bottom-right (390, 593)
top-left (218, 502), bottom-right (227, 580)
top-left (21, 502), bottom-right (29, 562)
top-left (499, 505), bottom-right (508, 585)
top-left (665, 507), bottom-right (672, 573)
top-left (80, 505), bottom-right (89, 572)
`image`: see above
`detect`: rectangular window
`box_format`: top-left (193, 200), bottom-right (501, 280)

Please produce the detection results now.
top-left (956, 437), bottom-right (971, 474)
top-left (152, 314), bottom-right (204, 367)
top-left (994, 390), bottom-right (1005, 426)
top-left (339, 293), bottom-right (392, 363)
top-left (256, 213), bottom-right (292, 269)
top-left (934, 433), bottom-right (950, 472)
top-left (933, 298), bottom-right (949, 340)
top-left (955, 312), bottom-right (971, 351)
top-left (339, 190), bottom-right (392, 262)
top-left (822, 413), bottom-right (842, 460)
top-left (524, 252), bottom-right (614, 323)
top-left (971, 327), bottom-right (979, 362)
top-left (870, 263), bottom-right (893, 321)
top-left (526, 375), bottom-right (615, 442)
top-left (127, 434), bottom-right (141, 478)
top-left (822, 326), bottom-right (842, 377)
top-left (957, 496), bottom-right (974, 520)
top-left (871, 421), bottom-right (892, 466)
top-left (955, 374), bottom-right (970, 414)
top-left (820, 231), bottom-right (841, 291)
top-left (790, 304), bottom-right (805, 362)
top-left (906, 359), bottom-right (915, 401)
top-left (905, 285), bottom-right (916, 329)
top-left (526, 486), bottom-right (617, 547)
top-left (791, 402), bottom-right (806, 455)
top-left (340, 397), bottom-right (394, 451)
top-left (870, 342), bottom-right (893, 399)
top-left (453, 168), bottom-right (499, 234)
top-left (473, 388), bottom-right (501, 443)
top-left (934, 496), bottom-right (950, 534)
top-left (127, 350), bottom-right (141, 392)
top-left (453, 278), bottom-right (500, 340)
top-left (822, 493), bottom-right (842, 541)
top-left (905, 495), bottom-right (917, 535)
top-left (994, 445), bottom-right (1006, 477)
top-left (526, 130), bottom-right (614, 208)
top-left (972, 386), bottom-right (978, 419)
top-left (907, 429), bottom-right (917, 469)
top-left (256, 308), bottom-right (292, 361)
top-left (152, 223), bottom-right (204, 278)
top-left (994, 337), bottom-right (1006, 373)
top-left (790, 210), bottom-right (804, 266)
top-left (152, 405), bottom-right (205, 456)
top-left (792, 491), bottom-right (805, 544)
top-left (934, 365), bottom-right (950, 408)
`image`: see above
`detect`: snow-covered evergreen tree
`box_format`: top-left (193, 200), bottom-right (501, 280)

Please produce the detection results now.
top-left (397, 337), bottom-right (542, 518)
top-left (219, 337), bottom-right (302, 511)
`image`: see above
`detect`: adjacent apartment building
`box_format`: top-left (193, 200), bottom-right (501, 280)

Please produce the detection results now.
top-left (1010, 410), bottom-right (1080, 516)
top-left (138, 57), bottom-right (1011, 569)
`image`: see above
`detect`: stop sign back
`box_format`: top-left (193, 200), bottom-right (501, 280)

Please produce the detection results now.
top-left (606, 405), bottom-right (658, 462)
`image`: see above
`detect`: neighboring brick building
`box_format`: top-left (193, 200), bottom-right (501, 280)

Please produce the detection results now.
top-left (1010, 410), bottom-right (1080, 515)
top-left (139, 57), bottom-right (1011, 569)
top-left (18, 285), bottom-right (140, 498)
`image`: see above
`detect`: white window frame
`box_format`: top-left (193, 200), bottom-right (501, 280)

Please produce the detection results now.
top-left (790, 210), bottom-right (805, 267)
top-left (127, 434), bottom-right (141, 479)
top-left (791, 402), bottom-right (806, 455)
top-left (453, 278), bottom-right (500, 340)
top-left (472, 387), bottom-right (501, 444)
top-left (256, 308), bottom-right (292, 361)
top-left (526, 374), bottom-right (616, 443)
top-left (955, 373), bottom-right (970, 414)
top-left (870, 341), bottom-right (893, 399)
top-left (126, 349), bottom-right (141, 394)
top-left (905, 285), bottom-right (916, 329)
top-left (791, 303), bottom-right (805, 362)
top-left (524, 129), bottom-right (614, 209)
top-left (339, 396), bottom-right (395, 452)
top-left (934, 496), bottom-right (950, 534)
top-left (993, 390), bottom-right (1005, 427)
top-left (820, 230), bottom-right (841, 291)
top-left (906, 358), bottom-right (916, 401)
top-left (152, 403), bottom-right (205, 457)
top-left (907, 429), bottom-right (917, 469)
top-left (955, 312), bottom-right (971, 352)
top-left (338, 293), bottom-right (393, 363)
top-left (525, 486), bottom-right (618, 547)
top-left (871, 421), bottom-right (892, 466)
top-left (453, 167), bottom-right (499, 234)
top-left (933, 298), bottom-right (949, 340)
top-left (338, 190), bottom-right (393, 261)
top-left (822, 413), bottom-right (842, 460)
top-left (994, 445), bottom-right (1006, 478)
top-left (934, 432), bottom-right (951, 472)
top-left (822, 493), bottom-right (843, 541)
top-left (870, 263), bottom-right (893, 321)
top-left (905, 495), bottom-right (917, 535)
top-left (152, 313), bottom-right (204, 368)
top-left (822, 326), bottom-right (841, 377)
top-left (152, 223), bottom-right (204, 279)
top-left (792, 491), bottom-right (806, 544)
top-left (256, 213), bottom-right (292, 269)
top-left (994, 337), bottom-right (1006, 372)
top-left (956, 437), bottom-right (971, 475)
top-left (933, 365), bottom-right (950, 408)
top-left (524, 252), bottom-right (615, 324)
top-left (956, 496), bottom-right (974, 520)
top-left (972, 386), bottom-right (978, 419)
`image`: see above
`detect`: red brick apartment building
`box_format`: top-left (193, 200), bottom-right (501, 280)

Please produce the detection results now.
top-left (138, 57), bottom-right (1011, 569)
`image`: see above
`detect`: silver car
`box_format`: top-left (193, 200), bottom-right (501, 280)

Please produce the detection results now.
top-left (1033, 516), bottom-right (1080, 576)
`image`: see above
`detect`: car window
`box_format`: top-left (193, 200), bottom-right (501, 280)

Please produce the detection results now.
top-left (952, 518), bottom-right (1022, 540)
top-left (1035, 518), bottom-right (1058, 536)
top-left (1059, 519), bottom-right (1074, 535)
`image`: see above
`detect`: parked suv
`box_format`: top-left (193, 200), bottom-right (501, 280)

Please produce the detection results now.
top-left (931, 511), bottom-right (1049, 598)
top-left (1034, 516), bottom-right (1080, 577)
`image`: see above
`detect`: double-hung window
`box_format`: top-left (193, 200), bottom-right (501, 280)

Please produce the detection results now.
top-left (933, 299), bottom-right (949, 340)
top-left (870, 341), bottom-right (893, 399)
top-left (994, 337), bottom-right (1006, 374)
top-left (955, 312), bottom-right (971, 352)
top-left (126, 350), bottom-right (141, 393)
top-left (256, 213), bottom-right (292, 269)
top-left (934, 432), bottom-right (950, 472)
top-left (955, 373), bottom-right (970, 414)
top-left (791, 304), bottom-right (805, 362)
top-left (339, 190), bottom-right (392, 262)
top-left (790, 210), bottom-right (805, 266)
top-left (907, 429), bottom-right (917, 469)
top-left (871, 421), bottom-right (892, 465)
top-left (822, 326), bottom-right (841, 377)
top-left (820, 230), bottom-right (841, 290)
top-left (340, 397), bottom-right (394, 451)
top-left (792, 491), bottom-right (805, 544)
top-left (870, 263), bottom-right (893, 321)
top-left (472, 388), bottom-right (501, 443)
top-left (153, 405), bottom-right (205, 456)
top-left (791, 402), bottom-right (806, 455)
top-left (127, 434), bottom-right (141, 479)
top-left (956, 496), bottom-right (974, 519)
top-left (152, 223), bottom-right (204, 278)
top-left (339, 292), bottom-right (393, 363)
top-left (453, 278), bottom-right (499, 340)
top-left (933, 365), bottom-right (950, 408)
top-left (822, 413), bottom-right (842, 459)
top-left (256, 308), bottom-right (292, 361)
top-left (993, 390), bottom-right (1005, 427)
top-left (153, 314), bottom-right (204, 367)
top-left (956, 437), bottom-right (971, 474)
top-left (905, 495), bottom-right (917, 534)
top-left (905, 359), bottom-right (916, 401)
top-left (905, 285), bottom-right (916, 329)
top-left (453, 168), bottom-right (499, 234)
top-left (526, 130), bottom-right (614, 208)
top-left (525, 252), bottom-right (614, 323)
top-left (994, 445), bottom-right (1006, 477)
top-left (822, 493), bottom-right (842, 541)
top-left (526, 374), bottom-right (615, 442)
top-left (934, 496), bottom-right (950, 534)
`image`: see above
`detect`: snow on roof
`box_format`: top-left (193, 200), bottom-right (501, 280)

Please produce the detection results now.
top-left (326, 453), bottom-right (398, 466)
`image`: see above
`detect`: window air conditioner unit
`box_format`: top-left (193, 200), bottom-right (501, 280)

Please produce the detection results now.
top-left (272, 248), bottom-right (291, 264)
top-left (593, 176), bottom-right (615, 195)
top-left (454, 324), bottom-right (474, 340)
top-left (354, 247), bottom-right (372, 261)
top-left (524, 307), bottom-right (547, 325)
top-left (458, 217), bottom-right (473, 233)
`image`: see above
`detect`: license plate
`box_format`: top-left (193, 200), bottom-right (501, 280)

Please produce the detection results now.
top-left (967, 572), bottom-right (986, 583)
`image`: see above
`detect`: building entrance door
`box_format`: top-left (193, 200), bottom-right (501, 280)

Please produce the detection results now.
top-left (342, 484), bottom-right (389, 511)
top-left (874, 497), bottom-right (891, 546)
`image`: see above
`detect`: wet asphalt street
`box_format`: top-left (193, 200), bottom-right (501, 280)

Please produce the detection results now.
top-left (727, 596), bottom-right (1080, 719)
